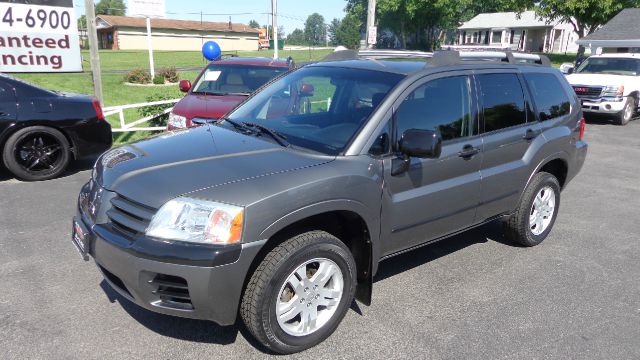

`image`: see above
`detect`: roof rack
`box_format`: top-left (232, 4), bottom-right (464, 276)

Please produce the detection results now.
top-left (320, 48), bottom-right (550, 68)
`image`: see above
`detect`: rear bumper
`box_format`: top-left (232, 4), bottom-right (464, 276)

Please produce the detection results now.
top-left (566, 140), bottom-right (588, 186)
top-left (75, 209), bottom-right (265, 326)
top-left (67, 119), bottom-right (112, 159)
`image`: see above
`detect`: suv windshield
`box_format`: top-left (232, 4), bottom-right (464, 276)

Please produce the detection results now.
top-left (192, 64), bottom-right (287, 95)
top-left (576, 57), bottom-right (640, 76)
top-left (225, 66), bottom-right (404, 155)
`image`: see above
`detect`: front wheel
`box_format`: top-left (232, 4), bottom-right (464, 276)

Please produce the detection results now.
top-left (504, 172), bottom-right (561, 247)
top-left (240, 231), bottom-right (357, 354)
top-left (615, 96), bottom-right (636, 126)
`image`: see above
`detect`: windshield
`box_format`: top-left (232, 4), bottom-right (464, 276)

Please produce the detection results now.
top-left (192, 64), bottom-right (287, 95)
top-left (576, 57), bottom-right (640, 76)
top-left (225, 66), bottom-right (404, 155)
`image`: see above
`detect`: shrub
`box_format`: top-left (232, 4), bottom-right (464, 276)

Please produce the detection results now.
top-left (157, 67), bottom-right (179, 83)
top-left (152, 74), bottom-right (166, 85)
top-left (124, 68), bottom-right (151, 84)
top-left (138, 93), bottom-right (175, 127)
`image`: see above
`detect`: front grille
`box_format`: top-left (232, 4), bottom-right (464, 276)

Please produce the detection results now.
top-left (106, 195), bottom-right (155, 238)
top-left (150, 274), bottom-right (193, 310)
top-left (573, 85), bottom-right (603, 98)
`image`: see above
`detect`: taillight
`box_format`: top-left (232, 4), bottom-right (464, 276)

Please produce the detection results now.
top-left (92, 99), bottom-right (104, 121)
top-left (579, 117), bottom-right (585, 140)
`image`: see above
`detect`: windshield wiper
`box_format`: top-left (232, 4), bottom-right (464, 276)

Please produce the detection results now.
top-left (244, 122), bottom-right (290, 147)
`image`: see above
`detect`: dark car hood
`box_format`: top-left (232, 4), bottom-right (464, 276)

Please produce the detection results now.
top-left (95, 125), bottom-right (334, 208)
top-left (172, 93), bottom-right (247, 119)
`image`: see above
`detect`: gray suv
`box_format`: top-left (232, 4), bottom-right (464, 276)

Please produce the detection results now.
top-left (72, 50), bottom-right (588, 354)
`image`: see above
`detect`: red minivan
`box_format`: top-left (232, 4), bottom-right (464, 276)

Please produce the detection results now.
top-left (168, 57), bottom-right (293, 130)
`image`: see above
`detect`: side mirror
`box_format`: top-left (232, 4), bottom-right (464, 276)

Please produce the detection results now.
top-left (392, 129), bottom-right (442, 176)
top-left (400, 129), bottom-right (442, 158)
top-left (179, 80), bottom-right (191, 93)
top-left (299, 83), bottom-right (315, 97)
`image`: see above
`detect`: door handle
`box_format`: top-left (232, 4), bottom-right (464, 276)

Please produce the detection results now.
top-left (458, 144), bottom-right (480, 159)
top-left (523, 128), bottom-right (537, 140)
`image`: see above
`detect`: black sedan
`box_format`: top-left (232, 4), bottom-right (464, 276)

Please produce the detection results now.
top-left (0, 74), bottom-right (112, 181)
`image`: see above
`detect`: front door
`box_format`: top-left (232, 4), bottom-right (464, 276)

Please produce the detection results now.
top-left (381, 74), bottom-right (483, 255)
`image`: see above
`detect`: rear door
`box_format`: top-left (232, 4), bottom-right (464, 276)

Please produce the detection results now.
top-left (381, 73), bottom-right (483, 255)
top-left (474, 71), bottom-right (540, 220)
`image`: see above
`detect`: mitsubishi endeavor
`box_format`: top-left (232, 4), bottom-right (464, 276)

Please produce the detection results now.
top-left (72, 50), bottom-right (588, 354)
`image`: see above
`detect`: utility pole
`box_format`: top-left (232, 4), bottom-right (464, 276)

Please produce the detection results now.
top-left (272, 0), bottom-right (278, 59)
top-left (365, 0), bottom-right (376, 49)
top-left (84, 0), bottom-right (103, 103)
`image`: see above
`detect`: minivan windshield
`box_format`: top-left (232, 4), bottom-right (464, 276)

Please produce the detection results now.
top-left (224, 66), bottom-right (404, 155)
top-left (576, 57), bottom-right (640, 76)
top-left (192, 64), bottom-right (288, 95)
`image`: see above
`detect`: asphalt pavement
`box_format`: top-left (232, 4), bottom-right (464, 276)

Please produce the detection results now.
top-left (1, 118), bottom-right (639, 359)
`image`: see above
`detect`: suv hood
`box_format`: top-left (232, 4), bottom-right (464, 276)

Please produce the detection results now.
top-left (566, 73), bottom-right (636, 91)
top-left (94, 125), bottom-right (334, 208)
top-left (172, 93), bottom-right (247, 120)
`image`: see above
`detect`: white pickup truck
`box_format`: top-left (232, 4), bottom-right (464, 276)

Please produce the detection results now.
top-left (565, 53), bottom-right (640, 125)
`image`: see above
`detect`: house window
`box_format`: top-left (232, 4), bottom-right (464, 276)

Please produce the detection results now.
top-left (510, 30), bottom-right (515, 44)
top-left (491, 31), bottom-right (502, 44)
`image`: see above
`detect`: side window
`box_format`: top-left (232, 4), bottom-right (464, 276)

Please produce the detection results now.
top-left (524, 73), bottom-right (571, 120)
top-left (477, 73), bottom-right (527, 132)
top-left (395, 76), bottom-right (472, 142)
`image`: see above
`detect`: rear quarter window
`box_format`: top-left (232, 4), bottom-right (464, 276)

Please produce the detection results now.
top-left (524, 73), bottom-right (571, 121)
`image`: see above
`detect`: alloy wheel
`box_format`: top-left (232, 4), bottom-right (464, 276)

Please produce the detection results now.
top-left (529, 186), bottom-right (556, 235)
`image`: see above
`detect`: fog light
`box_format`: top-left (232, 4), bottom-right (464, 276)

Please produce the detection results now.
top-left (605, 104), bottom-right (611, 110)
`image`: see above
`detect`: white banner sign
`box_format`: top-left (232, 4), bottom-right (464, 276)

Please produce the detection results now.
top-left (0, 0), bottom-right (81, 72)
top-left (128, 0), bottom-right (166, 18)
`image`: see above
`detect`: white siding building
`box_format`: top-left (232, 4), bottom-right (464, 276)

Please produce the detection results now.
top-left (457, 11), bottom-right (579, 54)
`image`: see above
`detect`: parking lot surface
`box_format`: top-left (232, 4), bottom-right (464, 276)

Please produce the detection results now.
top-left (1, 119), bottom-right (639, 359)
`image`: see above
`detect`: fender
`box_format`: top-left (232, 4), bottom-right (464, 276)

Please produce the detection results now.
top-left (258, 198), bottom-right (380, 305)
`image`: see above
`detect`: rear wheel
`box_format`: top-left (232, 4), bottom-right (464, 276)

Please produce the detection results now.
top-left (2, 126), bottom-right (71, 181)
top-left (504, 172), bottom-right (561, 247)
top-left (240, 231), bottom-right (357, 354)
top-left (615, 96), bottom-right (635, 125)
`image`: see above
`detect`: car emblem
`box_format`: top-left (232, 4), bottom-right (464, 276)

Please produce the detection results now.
top-left (574, 87), bottom-right (589, 93)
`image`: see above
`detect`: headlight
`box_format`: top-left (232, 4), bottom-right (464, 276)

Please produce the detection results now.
top-left (168, 112), bottom-right (188, 129)
top-left (146, 198), bottom-right (244, 245)
top-left (602, 85), bottom-right (624, 97)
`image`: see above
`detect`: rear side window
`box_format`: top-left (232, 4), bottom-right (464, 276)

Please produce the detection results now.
top-left (477, 73), bottom-right (527, 132)
top-left (524, 73), bottom-right (571, 120)
top-left (395, 76), bottom-right (472, 141)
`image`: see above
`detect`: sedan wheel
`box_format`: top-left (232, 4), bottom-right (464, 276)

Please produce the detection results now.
top-left (2, 126), bottom-right (70, 181)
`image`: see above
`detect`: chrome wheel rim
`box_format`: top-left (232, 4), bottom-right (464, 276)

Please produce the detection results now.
top-left (529, 186), bottom-right (556, 236)
top-left (624, 101), bottom-right (633, 120)
top-left (276, 258), bottom-right (344, 337)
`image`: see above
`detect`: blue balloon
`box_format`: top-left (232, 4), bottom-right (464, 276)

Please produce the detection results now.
top-left (202, 41), bottom-right (221, 61)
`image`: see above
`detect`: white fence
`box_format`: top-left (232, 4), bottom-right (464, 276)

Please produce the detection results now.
top-left (103, 99), bottom-right (180, 132)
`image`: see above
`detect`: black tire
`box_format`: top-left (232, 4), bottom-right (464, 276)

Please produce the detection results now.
top-left (504, 172), bottom-right (561, 247)
top-left (615, 96), bottom-right (635, 126)
top-left (2, 126), bottom-right (71, 181)
top-left (240, 231), bottom-right (357, 354)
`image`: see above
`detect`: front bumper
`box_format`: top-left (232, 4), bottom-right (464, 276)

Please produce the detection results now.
top-left (73, 210), bottom-right (265, 326)
top-left (579, 96), bottom-right (627, 115)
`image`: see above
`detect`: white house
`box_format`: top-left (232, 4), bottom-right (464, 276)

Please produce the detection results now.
top-left (457, 11), bottom-right (579, 53)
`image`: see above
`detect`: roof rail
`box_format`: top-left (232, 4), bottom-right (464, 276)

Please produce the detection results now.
top-left (321, 49), bottom-right (433, 62)
top-left (430, 49), bottom-right (551, 67)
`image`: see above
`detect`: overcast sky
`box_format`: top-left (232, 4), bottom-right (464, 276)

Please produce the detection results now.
top-left (72, 0), bottom-right (347, 35)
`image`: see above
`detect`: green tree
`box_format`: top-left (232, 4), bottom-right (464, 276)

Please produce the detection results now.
top-left (286, 28), bottom-right (307, 45)
top-left (248, 20), bottom-right (260, 28)
top-left (95, 0), bottom-right (126, 16)
top-left (77, 15), bottom-right (87, 29)
top-left (535, 0), bottom-right (640, 60)
top-left (336, 14), bottom-right (362, 49)
top-left (304, 13), bottom-right (327, 46)
top-left (328, 18), bottom-right (342, 46)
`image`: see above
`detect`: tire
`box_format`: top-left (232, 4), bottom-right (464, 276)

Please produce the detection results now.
top-left (2, 126), bottom-right (71, 181)
top-left (504, 172), bottom-right (561, 247)
top-left (615, 96), bottom-right (635, 126)
top-left (240, 231), bottom-right (357, 354)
